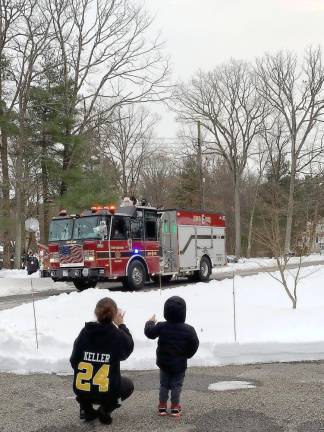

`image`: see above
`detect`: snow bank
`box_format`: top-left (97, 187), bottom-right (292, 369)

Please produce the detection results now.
top-left (0, 269), bottom-right (40, 279)
top-left (0, 271), bottom-right (70, 297)
top-left (213, 254), bottom-right (324, 274)
top-left (1, 264), bottom-right (324, 373)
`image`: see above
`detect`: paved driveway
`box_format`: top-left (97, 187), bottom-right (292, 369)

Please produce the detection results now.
top-left (1, 362), bottom-right (324, 431)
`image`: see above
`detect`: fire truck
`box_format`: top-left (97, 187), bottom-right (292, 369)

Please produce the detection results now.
top-left (48, 200), bottom-right (226, 291)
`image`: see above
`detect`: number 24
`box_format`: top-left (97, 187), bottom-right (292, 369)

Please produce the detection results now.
top-left (76, 361), bottom-right (110, 392)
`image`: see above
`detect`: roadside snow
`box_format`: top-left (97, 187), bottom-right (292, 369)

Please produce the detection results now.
top-left (208, 381), bottom-right (255, 391)
top-left (0, 269), bottom-right (40, 279)
top-left (0, 254), bottom-right (323, 298)
top-left (0, 272), bottom-right (70, 297)
top-left (1, 264), bottom-right (324, 373)
top-left (213, 254), bottom-right (324, 274)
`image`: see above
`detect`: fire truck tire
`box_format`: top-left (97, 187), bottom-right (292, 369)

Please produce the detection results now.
top-left (73, 279), bottom-right (97, 291)
top-left (191, 256), bottom-right (211, 282)
top-left (124, 260), bottom-right (146, 291)
top-left (151, 274), bottom-right (173, 284)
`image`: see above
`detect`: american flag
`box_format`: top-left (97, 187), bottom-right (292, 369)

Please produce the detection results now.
top-left (59, 243), bottom-right (83, 265)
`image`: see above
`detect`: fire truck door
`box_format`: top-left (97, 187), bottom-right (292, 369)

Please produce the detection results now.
top-left (160, 211), bottom-right (178, 273)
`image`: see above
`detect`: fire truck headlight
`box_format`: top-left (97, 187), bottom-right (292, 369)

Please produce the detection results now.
top-left (49, 252), bottom-right (59, 263)
top-left (84, 250), bottom-right (95, 261)
top-left (82, 268), bottom-right (89, 277)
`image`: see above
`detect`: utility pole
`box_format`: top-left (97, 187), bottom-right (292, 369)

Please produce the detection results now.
top-left (197, 121), bottom-right (205, 211)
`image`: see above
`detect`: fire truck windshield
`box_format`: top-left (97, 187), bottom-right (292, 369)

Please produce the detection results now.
top-left (49, 219), bottom-right (73, 241)
top-left (72, 216), bottom-right (109, 240)
top-left (49, 216), bottom-right (110, 242)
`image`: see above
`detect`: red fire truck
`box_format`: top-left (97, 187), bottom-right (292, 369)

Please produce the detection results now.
top-left (48, 201), bottom-right (226, 291)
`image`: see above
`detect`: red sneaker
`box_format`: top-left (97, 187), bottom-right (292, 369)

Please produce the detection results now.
top-left (170, 404), bottom-right (182, 418)
top-left (158, 402), bottom-right (167, 416)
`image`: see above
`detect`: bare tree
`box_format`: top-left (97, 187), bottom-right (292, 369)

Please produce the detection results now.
top-left (246, 143), bottom-right (268, 258)
top-left (255, 47), bottom-right (324, 253)
top-left (8, 0), bottom-right (51, 267)
top-left (256, 200), bottom-right (316, 310)
top-left (0, 0), bottom-right (22, 267)
top-left (175, 60), bottom-right (266, 257)
top-left (99, 105), bottom-right (157, 196)
top-left (45, 0), bottom-right (170, 195)
top-left (140, 151), bottom-right (175, 207)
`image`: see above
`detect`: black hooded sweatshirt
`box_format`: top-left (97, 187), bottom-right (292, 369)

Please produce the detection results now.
top-left (144, 296), bottom-right (199, 374)
top-left (70, 321), bottom-right (134, 403)
top-left (26, 255), bottom-right (39, 274)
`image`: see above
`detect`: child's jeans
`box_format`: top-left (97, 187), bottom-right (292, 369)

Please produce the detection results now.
top-left (159, 369), bottom-right (185, 405)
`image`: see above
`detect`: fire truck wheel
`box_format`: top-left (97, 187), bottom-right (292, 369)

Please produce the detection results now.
top-left (124, 260), bottom-right (146, 291)
top-left (191, 256), bottom-right (211, 283)
top-left (73, 279), bottom-right (97, 291)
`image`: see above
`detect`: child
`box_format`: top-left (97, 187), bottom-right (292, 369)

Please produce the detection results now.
top-left (70, 297), bottom-right (134, 425)
top-left (144, 296), bottom-right (199, 417)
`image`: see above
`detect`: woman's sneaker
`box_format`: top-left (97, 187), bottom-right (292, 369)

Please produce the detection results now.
top-left (170, 404), bottom-right (182, 418)
top-left (158, 402), bottom-right (167, 416)
top-left (97, 406), bottom-right (113, 425)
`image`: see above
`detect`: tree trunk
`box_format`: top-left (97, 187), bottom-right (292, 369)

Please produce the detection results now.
top-left (14, 143), bottom-right (23, 269)
top-left (0, 129), bottom-right (11, 268)
top-left (247, 205), bottom-right (255, 259)
top-left (246, 181), bottom-right (260, 258)
top-left (234, 174), bottom-right (241, 258)
top-left (41, 137), bottom-right (49, 244)
top-left (60, 144), bottom-right (69, 196)
top-left (284, 160), bottom-right (296, 254)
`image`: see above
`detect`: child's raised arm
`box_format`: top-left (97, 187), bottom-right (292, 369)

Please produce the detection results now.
top-left (144, 316), bottom-right (160, 339)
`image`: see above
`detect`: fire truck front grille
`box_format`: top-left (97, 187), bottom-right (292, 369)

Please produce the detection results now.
top-left (59, 243), bottom-right (84, 266)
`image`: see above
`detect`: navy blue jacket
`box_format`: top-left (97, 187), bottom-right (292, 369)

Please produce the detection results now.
top-left (70, 321), bottom-right (134, 402)
top-left (144, 296), bottom-right (199, 374)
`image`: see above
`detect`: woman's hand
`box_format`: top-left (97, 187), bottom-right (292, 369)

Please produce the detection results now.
top-left (114, 309), bottom-right (125, 326)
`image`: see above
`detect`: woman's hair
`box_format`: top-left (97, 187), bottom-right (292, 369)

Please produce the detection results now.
top-left (95, 297), bottom-right (117, 323)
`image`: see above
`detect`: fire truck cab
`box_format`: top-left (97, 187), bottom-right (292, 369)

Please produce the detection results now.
top-left (48, 201), bottom-right (226, 291)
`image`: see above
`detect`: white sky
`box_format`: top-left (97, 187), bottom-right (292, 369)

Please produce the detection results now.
top-left (145, 0), bottom-right (324, 139)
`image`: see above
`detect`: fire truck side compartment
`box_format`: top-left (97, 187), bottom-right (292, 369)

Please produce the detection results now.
top-left (159, 209), bottom-right (226, 275)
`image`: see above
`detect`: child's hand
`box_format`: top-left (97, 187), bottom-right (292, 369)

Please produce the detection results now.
top-left (148, 314), bottom-right (157, 323)
top-left (114, 309), bottom-right (125, 326)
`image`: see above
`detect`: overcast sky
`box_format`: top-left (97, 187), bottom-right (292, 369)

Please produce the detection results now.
top-left (145, 0), bottom-right (324, 139)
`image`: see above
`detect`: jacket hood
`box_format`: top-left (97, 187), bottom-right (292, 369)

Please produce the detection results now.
top-left (164, 296), bottom-right (186, 323)
top-left (84, 321), bottom-right (114, 336)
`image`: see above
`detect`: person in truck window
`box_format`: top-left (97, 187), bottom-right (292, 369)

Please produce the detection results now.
top-left (26, 250), bottom-right (40, 275)
top-left (70, 298), bottom-right (134, 425)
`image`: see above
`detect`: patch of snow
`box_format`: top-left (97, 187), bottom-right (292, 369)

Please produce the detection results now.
top-left (0, 271), bottom-right (70, 297)
top-left (213, 254), bottom-right (324, 274)
top-left (208, 381), bottom-right (255, 391)
top-left (0, 269), bottom-right (40, 279)
top-left (1, 265), bottom-right (324, 373)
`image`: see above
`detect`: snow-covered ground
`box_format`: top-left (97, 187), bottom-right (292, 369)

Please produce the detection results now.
top-left (213, 254), bottom-right (324, 274)
top-left (1, 264), bottom-right (324, 374)
top-left (0, 254), bottom-right (323, 298)
top-left (0, 270), bottom-right (69, 297)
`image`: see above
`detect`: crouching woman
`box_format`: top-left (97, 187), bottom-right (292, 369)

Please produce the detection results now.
top-left (70, 297), bottom-right (134, 425)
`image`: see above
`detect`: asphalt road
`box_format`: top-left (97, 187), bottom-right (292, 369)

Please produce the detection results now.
top-left (0, 259), bottom-right (323, 311)
top-left (1, 361), bottom-right (324, 432)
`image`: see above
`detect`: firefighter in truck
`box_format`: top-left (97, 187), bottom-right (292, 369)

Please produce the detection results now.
top-left (48, 198), bottom-right (226, 291)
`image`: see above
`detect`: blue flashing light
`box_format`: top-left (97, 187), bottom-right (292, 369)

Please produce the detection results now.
top-left (134, 249), bottom-right (139, 254)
